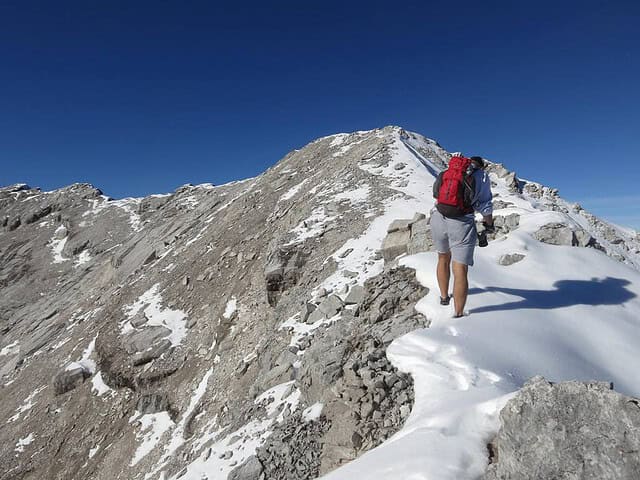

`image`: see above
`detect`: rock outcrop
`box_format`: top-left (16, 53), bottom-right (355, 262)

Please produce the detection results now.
top-left (485, 376), bottom-right (640, 480)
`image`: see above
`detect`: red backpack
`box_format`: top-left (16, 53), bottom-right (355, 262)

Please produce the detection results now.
top-left (435, 156), bottom-right (475, 217)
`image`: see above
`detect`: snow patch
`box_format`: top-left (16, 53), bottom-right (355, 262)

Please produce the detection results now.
top-left (302, 402), bottom-right (324, 422)
top-left (223, 297), bottom-right (237, 319)
top-left (50, 226), bottom-right (69, 263)
top-left (8, 386), bottom-right (46, 423)
top-left (130, 412), bottom-right (175, 466)
top-left (75, 250), bottom-right (92, 266)
top-left (91, 372), bottom-right (114, 397)
top-left (279, 179), bottom-right (309, 202)
top-left (15, 434), bottom-right (35, 454)
top-left (123, 284), bottom-right (188, 346)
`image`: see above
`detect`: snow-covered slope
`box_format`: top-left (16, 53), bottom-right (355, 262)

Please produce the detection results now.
top-left (320, 130), bottom-right (640, 480)
top-left (1, 127), bottom-right (639, 480)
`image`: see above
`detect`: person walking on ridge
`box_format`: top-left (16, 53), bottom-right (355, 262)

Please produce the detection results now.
top-left (431, 155), bottom-right (494, 317)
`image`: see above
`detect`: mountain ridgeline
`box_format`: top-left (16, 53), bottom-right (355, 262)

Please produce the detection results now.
top-left (1, 127), bottom-right (639, 480)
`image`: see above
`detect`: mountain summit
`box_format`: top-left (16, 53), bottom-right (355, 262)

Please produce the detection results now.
top-left (2, 127), bottom-right (639, 480)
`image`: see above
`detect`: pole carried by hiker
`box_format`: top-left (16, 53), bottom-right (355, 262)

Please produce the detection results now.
top-left (431, 154), bottom-right (494, 317)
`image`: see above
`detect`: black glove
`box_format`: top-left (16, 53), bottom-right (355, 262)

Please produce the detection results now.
top-left (483, 222), bottom-right (496, 234)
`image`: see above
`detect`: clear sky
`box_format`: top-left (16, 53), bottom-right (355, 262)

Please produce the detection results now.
top-left (1, 1), bottom-right (638, 229)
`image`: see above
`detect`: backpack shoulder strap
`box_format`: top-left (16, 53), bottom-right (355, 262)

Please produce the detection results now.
top-left (433, 171), bottom-right (444, 199)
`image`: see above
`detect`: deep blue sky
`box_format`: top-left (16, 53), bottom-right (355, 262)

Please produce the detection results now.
top-left (1, 1), bottom-right (639, 228)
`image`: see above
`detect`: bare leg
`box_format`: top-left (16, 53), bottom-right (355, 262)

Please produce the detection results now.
top-left (437, 252), bottom-right (451, 300)
top-left (452, 261), bottom-right (469, 316)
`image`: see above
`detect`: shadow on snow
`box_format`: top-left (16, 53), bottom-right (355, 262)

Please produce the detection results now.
top-left (469, 277), bottom-right (636, 313)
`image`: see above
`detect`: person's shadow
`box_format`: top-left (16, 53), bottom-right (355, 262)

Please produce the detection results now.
top-left (470, 277), bottom-right (636, 313)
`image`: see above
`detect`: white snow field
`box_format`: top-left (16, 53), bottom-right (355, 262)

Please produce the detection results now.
top-left (322, 133), bottom-right (640, 480)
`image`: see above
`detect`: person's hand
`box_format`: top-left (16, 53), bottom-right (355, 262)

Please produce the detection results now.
top-left (483, 222), bottom-right (496, 234)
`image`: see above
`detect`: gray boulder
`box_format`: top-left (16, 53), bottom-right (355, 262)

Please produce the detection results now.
top-left (533, 223), bottom-right (576, 246)
top-left (228, 455), bottom-right (265, 480)
top-left (136, 393), bottom-right (169, 414)
top-left (318, 294), bottom-right (344, 318)
top-left (344, 285), bottom-right (365, 305)
top-left (123, 326), bottom-right (171, 354)
top-left (485, 376), bottom-right (640, 480)
top-left (131, 338), bottom-right (172, 366)
top-left (494, 213), bottom-right (520, 231)
top-left (387, 219), bottom-right (411, 234)
top-left (408, 218), bottom-right (433, 254)
top-left (498, 253), bottom-right (525, 266)
top-left (53, 367), bottom-right (91, 395)
top-left (381, 230), bottom-right (411, 261)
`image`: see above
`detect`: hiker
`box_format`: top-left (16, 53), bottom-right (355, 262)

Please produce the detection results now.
top-left (431, 155), bottom-right (494, 317)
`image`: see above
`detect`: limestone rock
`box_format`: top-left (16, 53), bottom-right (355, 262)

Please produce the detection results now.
top-left (498, 253), bottom-right (525, 266)
top-left (136, 393), bottom-right (169, 414)
top-left (53, 367), bottom-right (90, 395)
top-left (228, 455), bottom-right (265, 480)
top-left (318, 294), bottom-right (344, 318)
top-left (123, 326), bottom-right (171, 354)
top-left (344, 285), bottom-right (365, 305)
top-left (408, 218), bottom-right (433, 254)
top-left (533, 223), bottom-right (576, 246)
top-left (485, 376), bottom-right (640, 480)
top-left (387, 219), bottom-right (411, 234)
top-left (131, 338), bottom-right (172, 366)
top-left (381, 229), bottom-right (410, 261)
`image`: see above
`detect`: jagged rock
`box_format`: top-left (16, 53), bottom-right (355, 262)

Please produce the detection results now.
top-left (485, 376), bottom-right (640, 480)
top-left (410, 212), bottom-right (427, 224)
top-left (255, 412), bottom-right (329, 480)
top-left (494, 213), bottom-right (520, 231)
top-left (498, 253), bottom-right (525, 266)
top-left (533, 223), bottom-right (576, 246)
top-left (306, 306), bottom-right (326, 324)
top-left (123, 326), bottom-right (171, 354)
top-left (8, 217), bottom-right (21, 230)
top-left (344, 285), bottom-right (365, 305)
top-left (318, 294), bottom-right (343, 318)
top-left (129, 311), bottom-right (149, 328)
top-left (24, 205), bottom-right (52, 224)
top-left (574, 228), bottom-right (599, 248)
top-left (131, 339), bottom-right (172, 366)
top-left (136, 393), bottom-right (169, 414)
top-left (408, 218), bottom-right (433, 254)
top-left (381, 229), bottom-right (411, 261)
top-left (228, 455), bottom-right (265, 480)
top-left (300, 302), bottom-right (317, 323)
top-left (53, 367), bottom-right (90, 395)
top-left (265, 246), bottom-right (309, 306)
top-left (492, 199), bottom-right (514, 210)
top-left (387, 219), bottom-right (411, 234)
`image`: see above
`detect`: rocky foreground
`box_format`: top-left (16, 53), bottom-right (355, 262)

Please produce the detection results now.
top-left (1, 127), bottom-right (639, 480)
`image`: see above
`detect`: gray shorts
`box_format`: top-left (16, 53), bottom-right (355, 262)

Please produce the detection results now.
top-left (430, 209), bottom-right (477, 266)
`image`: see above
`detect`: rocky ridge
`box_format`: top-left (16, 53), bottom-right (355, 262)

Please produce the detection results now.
top-left (1, 126), bottom-right (639, 480)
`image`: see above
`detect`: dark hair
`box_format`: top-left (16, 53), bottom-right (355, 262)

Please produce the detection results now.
top-left (469, 156), bottom-right (485, 168)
